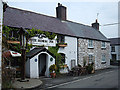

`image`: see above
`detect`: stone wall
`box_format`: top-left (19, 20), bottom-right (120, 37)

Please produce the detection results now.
top-left (78, 38), bottom-right (110, 70)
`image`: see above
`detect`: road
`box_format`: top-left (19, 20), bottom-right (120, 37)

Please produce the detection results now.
top-left (47, 69), bottom-right (119, 89)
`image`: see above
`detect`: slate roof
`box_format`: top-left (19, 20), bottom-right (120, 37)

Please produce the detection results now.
top-left (26, 47), bottom-right (55, 59)
top-left (63, 21), bottom-right (109, 41)
top-left (3, 6), bottom-right (109, 42)
top-left (108, 38), bottom-right (120, 45)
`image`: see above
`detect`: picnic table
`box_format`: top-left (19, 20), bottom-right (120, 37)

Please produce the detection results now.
top-left (68, 66), bottom-right (87, 76)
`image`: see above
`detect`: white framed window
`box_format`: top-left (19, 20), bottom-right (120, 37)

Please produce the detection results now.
top-left (88, 40), bottom-right (93, 48)
top-left (101, 54), bottom-right (106, 63)
top-left (111, 46), bottom-right (115, 52)
top-left (88, 54), bottom-right (94, 63)
top-left (101, 41), bottom-right (106, 48)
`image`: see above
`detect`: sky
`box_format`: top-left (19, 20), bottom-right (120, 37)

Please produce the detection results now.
top-left (3, 0), bottom-right (119, 38)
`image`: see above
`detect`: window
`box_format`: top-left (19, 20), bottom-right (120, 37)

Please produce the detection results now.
top-left (111, 46), bottom-right (115, 52)
top-left (71, 60), bottom-right (75, 68)
top-left (101, 54), bottom-right (106, 63)
top-left (101, 41), bottom-right (106, 48)
top-left (88, 40), bottom-right (93, 48)
top-left (60, 53), bottom-right (65, 63)
top-left (57, 35), bottom-right (65, 43)
top-left (88, 54), bottom-right (94, 63)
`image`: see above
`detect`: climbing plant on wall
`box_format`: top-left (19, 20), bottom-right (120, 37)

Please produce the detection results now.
top-left (3, 26), bottom-right (57, 40)
top-left (48, 46), bottom-right (62, 74)
top-left (3, 26), bottom-right (57, 53)
top-left (26, 28), bottom-right (56, 40)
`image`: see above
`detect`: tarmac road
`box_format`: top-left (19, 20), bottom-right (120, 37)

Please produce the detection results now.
top-left (47, 68), bottom-right (119, 89)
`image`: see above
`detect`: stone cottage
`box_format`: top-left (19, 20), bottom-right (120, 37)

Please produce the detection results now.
top-left (3, 3), bottom-right (110, 78)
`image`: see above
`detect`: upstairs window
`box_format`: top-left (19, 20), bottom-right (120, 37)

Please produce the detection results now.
top-left (101, 41), bottom-right (106, 48)
top-left (60, 53), bottom-right (65, 64)
top-left (88, 40), bottom-right (93, 48)
top-left (111, 46), bottom-right (115, 52)
top-left (57, 35), bottom-right (65, 43)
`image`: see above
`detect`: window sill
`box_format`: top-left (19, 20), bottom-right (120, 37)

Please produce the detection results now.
top-left (101, 47), bottom-right (106, 50)
top-left (88, 47), bottom-right (94, 49)
top-left (101, 61), bottom-right (106, 64)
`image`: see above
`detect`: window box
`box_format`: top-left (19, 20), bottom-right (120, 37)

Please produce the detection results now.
top-left (7, 40), bottom-right (20, 44)
top-left (57, 43), bottom-right (67, 47)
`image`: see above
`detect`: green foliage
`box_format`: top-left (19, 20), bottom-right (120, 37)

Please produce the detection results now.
top-left (83, 57), bottom-right (87, 67)
top-left (9, 43), bottom-right (21, 53)
top-left (3, 26), bottom-right (56, 41)
top-left (26, 44), bottom-right (33, 53)
top-left (57, 43), bottom-right (67, 45)
top-left (26, 28), bottom-right (56, 40)
top-left (48, 46), bottom-right (62, 74)
top-left (3, 26), bottom-right (19, 40)
top-left (86, 63), bottom-right (94, 74)
top-left (49, 64), bottom-right (57, 73)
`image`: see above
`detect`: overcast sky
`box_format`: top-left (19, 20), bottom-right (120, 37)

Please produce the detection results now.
top-left (5, 0), bottom-right (119, 38)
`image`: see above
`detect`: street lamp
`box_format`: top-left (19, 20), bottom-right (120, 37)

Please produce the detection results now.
top-left (19, 27), bottom-right (28, 81)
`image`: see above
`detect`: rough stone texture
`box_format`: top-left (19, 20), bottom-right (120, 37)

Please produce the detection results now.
top-left (78, 38), bottom-right (110, 70)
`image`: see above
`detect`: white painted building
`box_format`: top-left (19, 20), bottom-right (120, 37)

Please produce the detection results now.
top-left (58, 36), bottom-right (77, 70)
top-left (26, 47), bottom-right (55, 78)
top-left (3, 3), bottom-right (110, 78)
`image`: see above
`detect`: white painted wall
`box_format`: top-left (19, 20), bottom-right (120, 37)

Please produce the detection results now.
top-left (25, 51), bottom-right (55, 78)
top-left (58, 36), bottom-right (77, 70)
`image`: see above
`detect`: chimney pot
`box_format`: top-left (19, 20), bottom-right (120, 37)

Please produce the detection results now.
top-left (92, 19), bottom-right (99, 30)
top-left (56, 3), bottom-right (67, 20)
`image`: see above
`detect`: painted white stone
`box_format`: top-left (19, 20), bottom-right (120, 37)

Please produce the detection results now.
top-left (25, 51), bottom-right (55, 78)
top-left (58, 36), bottom-right (77, 70)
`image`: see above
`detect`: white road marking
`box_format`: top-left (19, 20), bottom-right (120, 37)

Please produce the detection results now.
top-left (47, 70), bottom-right (115, 89)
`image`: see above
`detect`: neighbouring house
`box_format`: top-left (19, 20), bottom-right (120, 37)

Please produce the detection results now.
top-left (109, 38), bottom-right (120, 61)
top-left (3, 3), bottom-right (110, 78)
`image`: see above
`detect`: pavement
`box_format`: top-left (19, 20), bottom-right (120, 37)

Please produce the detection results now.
top-left (12, 65), bottom-right (119, 90)
top-left (12, 78), bottom-right (42, 89)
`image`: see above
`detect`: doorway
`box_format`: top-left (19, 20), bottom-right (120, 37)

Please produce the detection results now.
top-left (38, 53), bottom-right (47, 76)
top-left (112, 54), bottom-right (116, 61)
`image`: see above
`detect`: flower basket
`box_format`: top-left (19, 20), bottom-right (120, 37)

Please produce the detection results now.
top-left (49, 64), bottom-right (57, 78)
top-left (50, 72), bottom-right (56, 78)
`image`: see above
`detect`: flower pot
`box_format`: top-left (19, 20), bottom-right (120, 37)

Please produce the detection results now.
top-left (50, 73), bottom-right (56, 78)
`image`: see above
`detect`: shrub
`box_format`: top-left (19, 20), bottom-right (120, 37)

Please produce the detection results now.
top-left (86, 63), bottom-right (94, 74)
top-left (49, 64), bottom-right (57, 73)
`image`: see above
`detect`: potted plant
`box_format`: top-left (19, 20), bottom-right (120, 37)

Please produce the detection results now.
top-left (49, 64), bottom-right (57, 78)
top-left (86, 63), bottom-right (94, 74)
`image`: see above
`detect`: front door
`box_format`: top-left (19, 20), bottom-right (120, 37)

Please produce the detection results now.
top-left (38, 53), bottom-right (47, 76)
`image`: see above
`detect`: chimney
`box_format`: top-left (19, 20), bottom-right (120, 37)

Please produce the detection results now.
top-left (56, 3), bottom-right (67, 20)
top-left (92, 19), bottom-right (99, 30)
